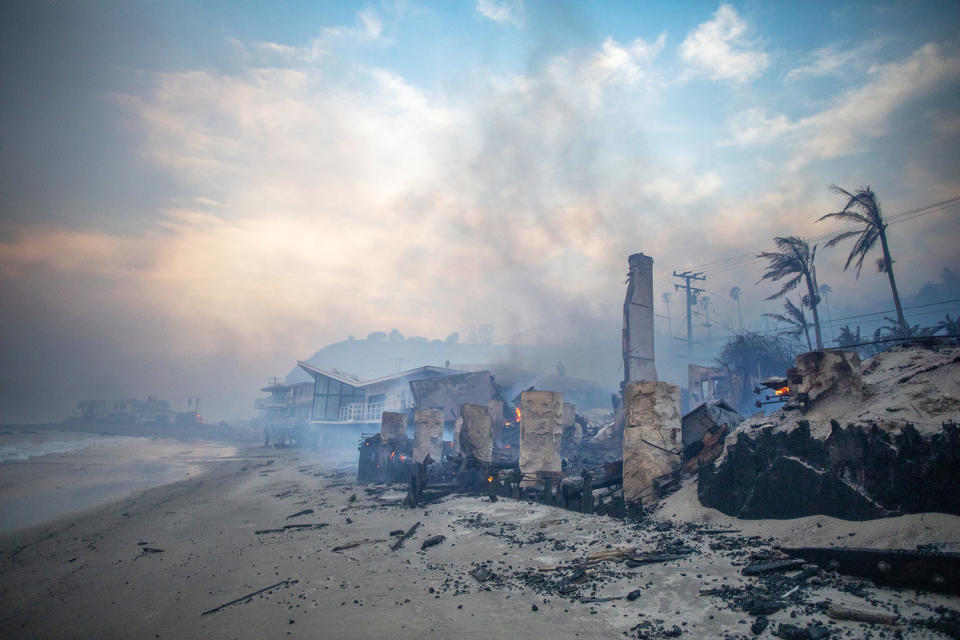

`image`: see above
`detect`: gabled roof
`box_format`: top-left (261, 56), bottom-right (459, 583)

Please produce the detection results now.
top-left (296, 362), bottom-right (461, 389)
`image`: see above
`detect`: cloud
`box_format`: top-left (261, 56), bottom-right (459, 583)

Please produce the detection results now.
top-left (725, 42), bottom-right (960, 167)
top-left (679, 4), bottom-right (768, 82)
top-left (476, 0), bottom-right (524, 27)
top-left (640, 171), bottom-right (722, 206)
top-left (783, 40), bottom-right (885, 83)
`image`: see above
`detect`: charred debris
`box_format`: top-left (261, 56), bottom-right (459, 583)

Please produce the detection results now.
top-left (328, 252), bottom-right (960, 602)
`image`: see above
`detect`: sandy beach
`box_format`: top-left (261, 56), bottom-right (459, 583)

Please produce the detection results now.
top-left (1, 443), bottom-right (958, 639)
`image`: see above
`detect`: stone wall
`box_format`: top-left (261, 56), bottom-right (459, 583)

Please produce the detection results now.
top-left (622, 381), bottom-right (681, 503)
top-left (381, 411), bottom-right (407, 443)
top-left (519, 390), bottom-right (563, 486)
top-left (459, 404), bottom-right (493, 463)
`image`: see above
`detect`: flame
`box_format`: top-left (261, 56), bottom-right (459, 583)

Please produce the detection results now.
top-left (487, 476), bottom-right (493, 483)
top-left (515, 407), bottom-right (522, 422)
top-left (504, 444), bottom-right (510, 449)
top-left (389, 451), bottom-right (396, 460)
top-left (774, 386), bottom-right (790, 396)
top-left (399, 454), bottom-right (406, 461)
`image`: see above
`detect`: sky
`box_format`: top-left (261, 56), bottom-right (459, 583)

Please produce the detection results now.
top-left (1, 1), bottom-right (959, 423)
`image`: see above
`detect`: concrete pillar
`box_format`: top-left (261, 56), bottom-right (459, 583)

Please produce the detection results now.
top-left (459, 404), bottom-right (493, 463)
top-left (623, 381), bottom-right (680, 503)
top-left (622, 253), bottom-right (658, 385)
top-left (381, 411), bottom-right (407, 443)
top-left (413, 409), bottom-right (443, 464)
top-left (519, 390), bottom-right (563, 487)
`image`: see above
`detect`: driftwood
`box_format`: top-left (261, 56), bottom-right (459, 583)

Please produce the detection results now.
top-left (390, 521), bottom-right (421, 551)
top-left (200, 579), bottom-right (293, 616)
top-left (827, 604), bottom-right (898, 626)
top-left (742, 558), bottom-right (804, 576)
top-left (420, 535), bottom-right (445, 550)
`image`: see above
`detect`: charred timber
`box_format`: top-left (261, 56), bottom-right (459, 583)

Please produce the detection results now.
top-left (780, 547), bottom-right (960, 595)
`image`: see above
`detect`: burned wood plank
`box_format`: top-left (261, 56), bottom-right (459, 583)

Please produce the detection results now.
top-left (200, 579), bottom-right (294, 616)
top-left (827, 604), bottom-right (898, 626)
top-left (285, 509), bottom-right (314, 519)
top-left (390, 521), bottom-right (421, 551)
top-left (331, 538), bottom-right (386, 552)
top-left (420, 535), bottom-right (445, 550)
top-left (779, 547), bottom-right (960, 595)
top-left (742, 558), bottom-right (805, 576)
top-left (624, 553), bottom-right (688, 567)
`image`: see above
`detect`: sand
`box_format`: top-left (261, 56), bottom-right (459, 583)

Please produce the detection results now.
top-left (2, 447), bottom-right (960, 639)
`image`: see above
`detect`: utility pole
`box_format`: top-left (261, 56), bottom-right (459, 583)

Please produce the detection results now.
top-left (673, 271), bottom-right (706, 358)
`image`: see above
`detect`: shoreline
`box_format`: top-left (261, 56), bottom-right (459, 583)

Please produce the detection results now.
top-left (2, 448), bottom-right (959, 639)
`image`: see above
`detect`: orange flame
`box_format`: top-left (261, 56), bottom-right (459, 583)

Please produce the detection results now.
top-left (774, 386), bottom-right (790, 396)
top-left (389, 451), bottom-right (396, 460)
top-left (515, 407), bottom-right (522, 422)
top-left (399, 454), bottom-right (406, 461)
top-left (487, 476), bottom-right (493, 483)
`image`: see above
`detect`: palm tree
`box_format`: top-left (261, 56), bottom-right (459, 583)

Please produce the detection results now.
top-left (819, 185), bottom-right (908, 336)
top-left (818, 283), bottom-right (834, 341)
top-left (764, 298), bottom-right (812, 351)
top-left (730, 286), bottom-right (743, 331)
top-left (757, 236), bottom-right (824, 349)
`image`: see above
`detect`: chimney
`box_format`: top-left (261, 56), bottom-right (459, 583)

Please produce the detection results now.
top-left (623, 253), bottom-right (658, 385)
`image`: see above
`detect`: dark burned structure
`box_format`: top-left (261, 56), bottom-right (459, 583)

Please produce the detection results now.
top-left (355, 252), bottom-right (744, 517)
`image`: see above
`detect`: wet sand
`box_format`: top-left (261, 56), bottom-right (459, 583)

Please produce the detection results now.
top-left (1, 448), bottom-right (959, 639)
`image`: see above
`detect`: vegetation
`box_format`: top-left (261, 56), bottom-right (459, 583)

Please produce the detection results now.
top-left (757, 236), bottom-right (824, 349)
top-left (764, 298), bottom-right (812, 351)
top-left (819, 185), bottom-right (908, 336)
top-left (715, 331), bottom-right (798, 414)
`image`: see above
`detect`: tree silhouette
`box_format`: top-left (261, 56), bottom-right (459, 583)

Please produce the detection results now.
top-left (764, 298), bottom-right (812, 351)
top-left (729, 286), bottom-right (743, 331)
top-left (757, 236), bottom-right (823, 349)
top-left (819, 185), bottom-right (908, 336)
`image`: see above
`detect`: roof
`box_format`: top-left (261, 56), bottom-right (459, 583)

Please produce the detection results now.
top-left (296, 361), bottom-right (461, 389)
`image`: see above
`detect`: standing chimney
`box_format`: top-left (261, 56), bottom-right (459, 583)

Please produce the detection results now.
top-left (623, 253), bottom-right (657, 385)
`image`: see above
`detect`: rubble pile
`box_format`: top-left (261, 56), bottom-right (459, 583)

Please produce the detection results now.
top-left (700, 344), bottom-right (960, 520)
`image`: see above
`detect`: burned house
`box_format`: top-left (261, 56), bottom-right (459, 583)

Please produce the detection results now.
top-left (256, 379), bottom-right (313, 442)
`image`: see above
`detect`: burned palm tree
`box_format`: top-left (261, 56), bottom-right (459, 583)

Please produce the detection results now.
top-left (819, 185), bottom-right (908, 336)
top-left (764, 298), bottom-right (812, 351)
top-left (757, 236), bottom-right (823, 349)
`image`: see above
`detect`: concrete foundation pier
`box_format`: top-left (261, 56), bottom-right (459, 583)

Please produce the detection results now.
top-left (623, 381), bottom-right (681, 504)
top-left (459, 404), bottom-right (493, 464)
top-left (519, 390), bottom-right (563, 488)
top-left (413, 409), bottom-right (443, 464)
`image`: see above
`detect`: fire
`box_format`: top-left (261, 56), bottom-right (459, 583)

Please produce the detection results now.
top-left (487, 476), bottom-right (493, 483)
top-left (504, 444), bottom-right (510, 449)
top-left (389, 451), bottom-right (396, 460)
top-left (774, 386), bottom-right (790, 397)
top-left (515, 407), bottom-right (522, 422)
top-left (399, 454), bottom-right (406, 461)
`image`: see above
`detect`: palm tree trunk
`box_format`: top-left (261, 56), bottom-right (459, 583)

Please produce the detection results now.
top-left (879, 226), bottom-right (908, 336)
top-left (804, 274), bottom-right (824, 349)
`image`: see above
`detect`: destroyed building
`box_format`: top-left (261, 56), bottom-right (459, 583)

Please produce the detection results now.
top-left (699, 344), bottom-right (960, 519)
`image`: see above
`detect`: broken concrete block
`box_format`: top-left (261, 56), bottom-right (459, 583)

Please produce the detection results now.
top-left (794, 350), bottom-right (864, 405)
top-left (519, 390), bottom-right (563, 487)
top-left (413, 409), bottom-right (443, 464)
top-left (381, 411), bottom-right (407, 443)
top-left (459, 404), bottom-right (493, 463)
top-left (623, 381), bottom-right (681, 503)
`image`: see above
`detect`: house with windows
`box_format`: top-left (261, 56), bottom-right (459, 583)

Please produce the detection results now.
top-left (296, 361), bottom-right (462, 428)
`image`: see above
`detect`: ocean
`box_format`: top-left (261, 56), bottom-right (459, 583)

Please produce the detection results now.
top-left (0, 430), bottom-right (237, 534)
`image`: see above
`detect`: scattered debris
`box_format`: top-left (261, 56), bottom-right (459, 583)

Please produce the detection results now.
top-left (826, 604), bottom-right (898, 626)
top-left (390, 521), bottom-right (421, 551)
top-left (420, 535), bottom-right (445, 550)
top-left (331, 539), bottom-right (386, 552)
top-left (285, 509), bottom-right (314, 519)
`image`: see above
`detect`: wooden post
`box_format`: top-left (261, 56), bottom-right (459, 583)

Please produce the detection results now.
top-left (542, 476), bottom-right (552, 505)
top-left (581, 471), bottom-right (593, 514)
